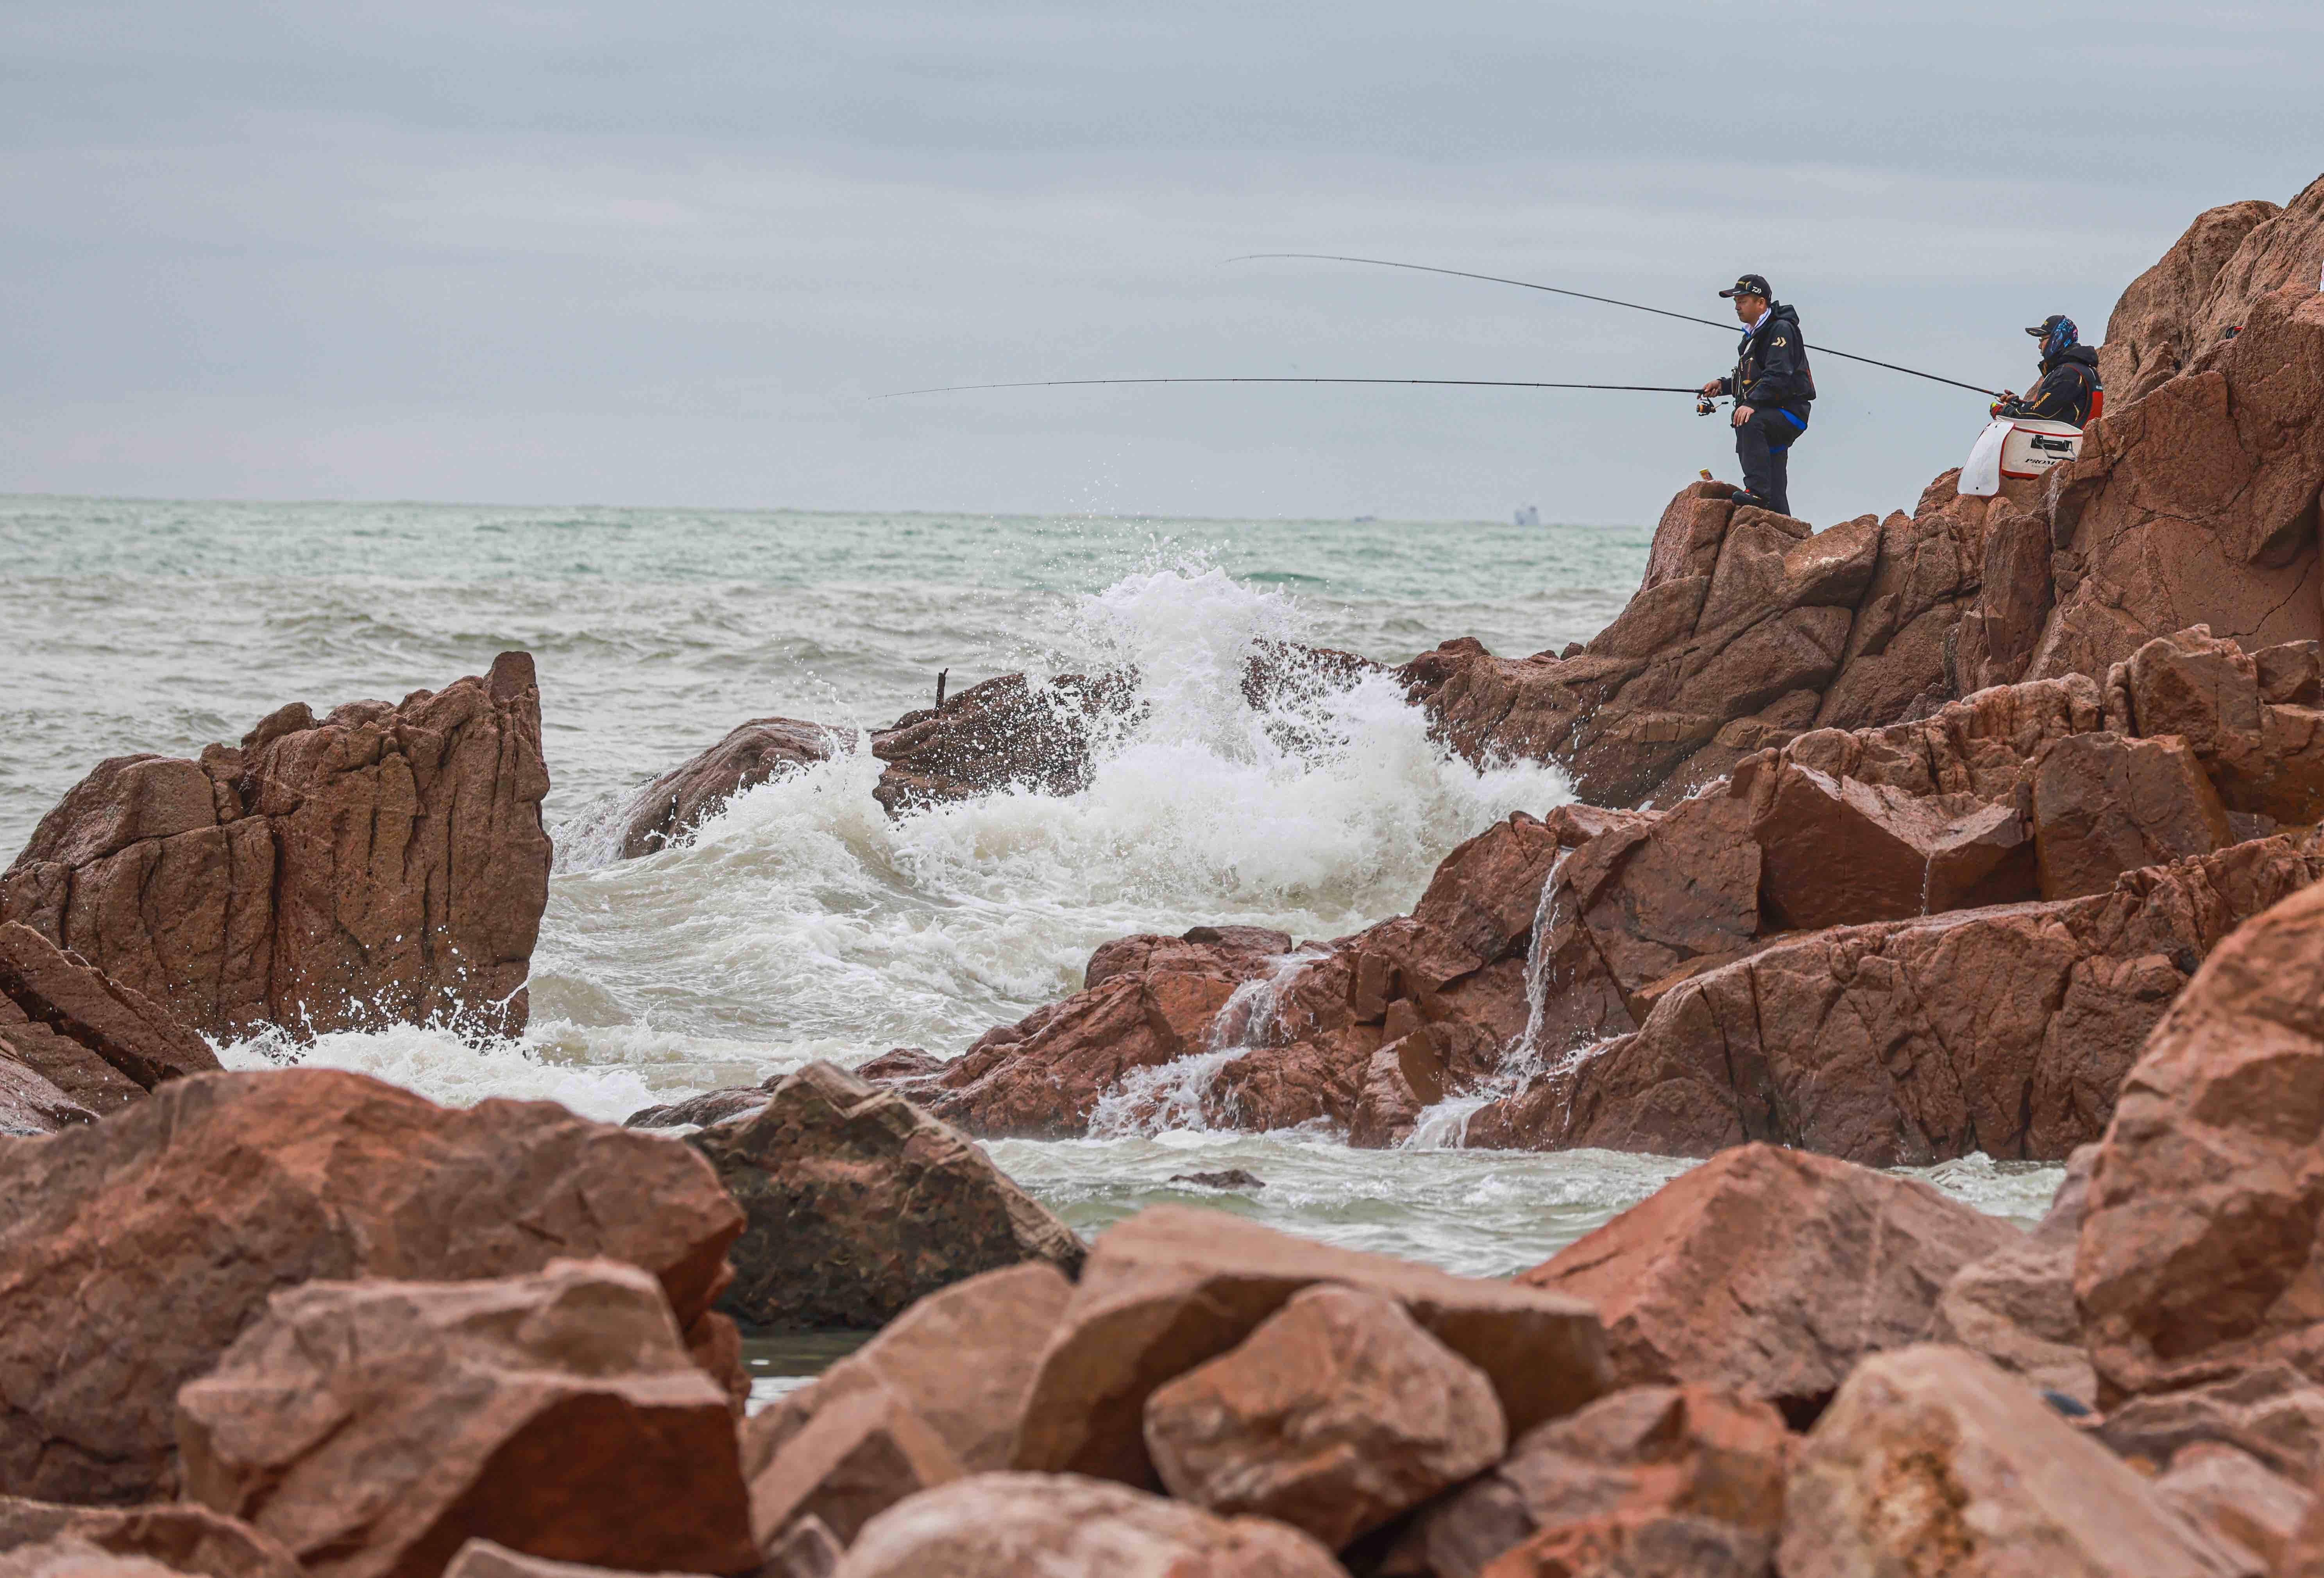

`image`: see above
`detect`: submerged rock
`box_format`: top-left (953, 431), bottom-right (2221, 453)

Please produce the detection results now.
top-left (0, 1069), bottom-right (744, 1505)
top-left (0, 654), bottom-right (551, 1042)
top-left (176, 1260), bottom-right (755, 1578)
top-left (613, 717), bottom-right (855, 859)
top-left (871, 670), bottom-right (1134, 816)
top-left (689, 1060), bottom-right (1084, 1330)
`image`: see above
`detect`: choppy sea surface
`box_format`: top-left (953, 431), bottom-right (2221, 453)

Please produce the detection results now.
top-left (1, 494), bottom-right (2062, 1290)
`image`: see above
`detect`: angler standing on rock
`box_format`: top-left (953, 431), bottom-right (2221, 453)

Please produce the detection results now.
top-left (1699, 272), bottom-right (1816, 516)
top-left (1991, 314), bottom-right (2102, 426)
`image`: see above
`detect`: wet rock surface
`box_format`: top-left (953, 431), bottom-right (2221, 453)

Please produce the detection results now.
top-left (612, 717), bottom-right (854, 859)
top-left (689, 1060), bottom-right (1084, 1330)
top-left (1, 654), bottom-right (552, 1041)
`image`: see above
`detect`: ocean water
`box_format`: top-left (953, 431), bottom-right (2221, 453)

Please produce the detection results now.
top-left (0, 494), bottom-right (2063, 1284)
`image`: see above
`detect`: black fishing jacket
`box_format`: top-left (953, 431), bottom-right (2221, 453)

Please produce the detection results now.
top-left (2000, 344), bottom-right (2101, 426)
top-left (1716, 303), bottom-right (1816, 422)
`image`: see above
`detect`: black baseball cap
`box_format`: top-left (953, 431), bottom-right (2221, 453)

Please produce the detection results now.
top-left (2024, 313), bottom-right (2072, 338)
top-left (1719, 273), bottom-right (1773, 299)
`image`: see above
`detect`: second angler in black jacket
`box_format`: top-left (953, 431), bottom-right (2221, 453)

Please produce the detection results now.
top-left (1998, 343), bottom-right (2101, 426)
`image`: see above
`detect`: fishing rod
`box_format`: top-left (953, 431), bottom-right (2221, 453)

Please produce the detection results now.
top-left (1231, 252), bottom-right (2005, 399)
top-left (878, 375), bottom-right (1706, 399)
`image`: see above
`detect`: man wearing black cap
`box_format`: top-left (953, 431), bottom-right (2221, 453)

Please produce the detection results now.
top-left (1698, 273), bottom-right (1816, 515)
top-left (1992, 315), bottom-right (2101, 426)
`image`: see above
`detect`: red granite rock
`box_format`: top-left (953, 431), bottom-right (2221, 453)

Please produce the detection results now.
top-left (0, 1069), bottom-right (743, 1505)
top-left (176, 1260), bottom-right (755, 1578)
top-left (2032, 732), bottom-right (2231, 899)
top-left (692, 1061), bottom-right (1082, 1330)
top-left (1143, 1284), bottom-right (1506, 1549)
top-left (1013, 1207), bottom-right (1608, 1492)
top-left (2, 654), bottom-right (551, 1040)
top-left (833, 1472), bottom-right (1347, 1577)
top-left (1518, 1145), bottom-right (2016, 1423)
top-left (0, 1500), bottom-right (298, 1578)
top-left (1779, 1346), bottom-right (2242, 1578)
top-left (2077, 875), bottom-right (2324, 1411)
top-left (1392, 1384), bottom-right (1791, 1578)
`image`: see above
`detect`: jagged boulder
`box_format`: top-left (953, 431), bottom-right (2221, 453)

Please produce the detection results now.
top-left (1517, 1145), bottom-right (2016, 1424)
top-left (1388, 1384), bottom-right (1792, 1578)
top-left (613, 717), bottom-right (852, 858)
top-left (690, 1061), bottom-right (1084, 1330)
top-left (176, 1260), bottom-right (755, 1578)
top-left (0, 1069), bottom-right (744, 1505)
top-left (0, 922), bottom-right (218, 1121)
top-left (1012, 1206), bottom-right (1608, 1492)
top-left (918, 927), bottom-right (1292, 1137)
top-left (1780, 1346), bottom-right (2244, 1577)
top-left (1, 654), bottom-right (551, 1040)
top-left (1141, 1284), bottom-right (1506, 1549)
top-left (2103, 178), bottom-right (2324, 403)
top-left (2077, 874), bottom-right (2324, 1420)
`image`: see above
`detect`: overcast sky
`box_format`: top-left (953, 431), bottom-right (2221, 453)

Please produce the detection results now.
top-left (3, 2), bottom-right (2318, 524)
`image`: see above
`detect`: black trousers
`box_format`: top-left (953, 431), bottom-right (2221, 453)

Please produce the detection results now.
top-left (1734, 407), bottom-right (1807, 515)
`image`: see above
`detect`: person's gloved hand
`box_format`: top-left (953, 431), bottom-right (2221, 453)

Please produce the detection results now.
top-left (1990, 392), bottom-right (2016, 419)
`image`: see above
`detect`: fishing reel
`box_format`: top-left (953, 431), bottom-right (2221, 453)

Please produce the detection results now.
top-left (1695, 393), bottom-right (1725, 417)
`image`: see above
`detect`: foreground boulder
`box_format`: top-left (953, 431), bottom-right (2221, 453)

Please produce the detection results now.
top-left (744, 1263), bottom-right (1075, 1480)
top-left (177, 1261), bottom-right (755, 1578)
top-left (1519, 1144), bottom-right (2017, 1424)
top-left (1012, 1206), bottom-right (1608, 1491)
top-left (0, 1069), bottom-right (744, 1504)
top-left (0, 1500), bottom-right (298, 1578)
top-left (0, 922), bottom-right (218, 1123)
top-left (1, 654), bottom-right (552, 1040)
top-left (612, 717), bottom-right (852, 859)
top-left (689, 1060), bottom-right (1084, 1330)
top-left (740, 1265), bottom-right (1075, 1558)
top-left (1387, 1384), bottom-right (1792, 1578)
top-left (1931, 1145), bottom-right (2098, 1406)
top-left (832, 1472), bottom-right (1345, 1578)
top-left (2077, 874), bottom-right (2324, 1424)
top-left (1143, 1284), bottom-right (1506, 1549)
top-left (1780, 1345), bottom-right (2242, 1577)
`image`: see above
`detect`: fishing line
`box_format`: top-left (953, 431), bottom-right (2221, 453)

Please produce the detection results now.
top-left (1231, 252), bottom-right (2004, 399)
top-left (878, 376), bottom-right (1706, 399)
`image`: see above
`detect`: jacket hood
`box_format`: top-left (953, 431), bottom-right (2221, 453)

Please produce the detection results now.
top-left (1763, 303), bottom-right (1802, 330)
top-left (2046, 343), bottom-right (2100, 371)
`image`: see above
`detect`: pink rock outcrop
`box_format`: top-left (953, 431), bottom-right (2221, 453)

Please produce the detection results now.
top-left (2, 654), bottom-right (551, 1041)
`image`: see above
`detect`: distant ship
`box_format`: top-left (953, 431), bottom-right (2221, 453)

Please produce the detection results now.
top-left (1514, 505), bottom-right (1540, 526)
